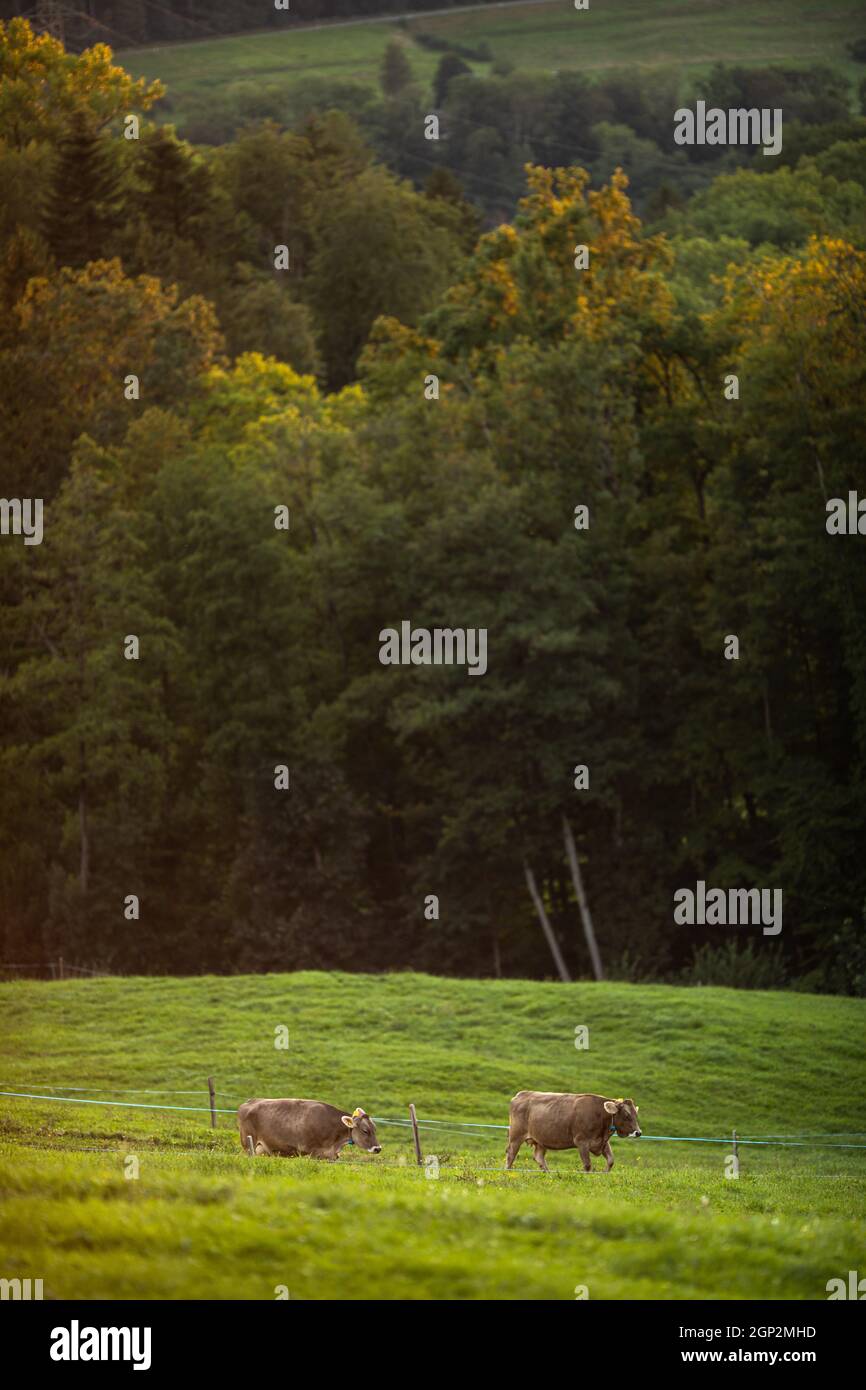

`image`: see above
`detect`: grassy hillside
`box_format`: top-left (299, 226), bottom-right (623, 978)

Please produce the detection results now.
top-left (1, 973), bottom-right (864, 1299)
top-left (117, 0), bottom-right (866, 133)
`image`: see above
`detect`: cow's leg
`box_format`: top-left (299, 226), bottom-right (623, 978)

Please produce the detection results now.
top-left (603, 1141), bottom-right (614, 1173)
top-left (254, 1140), bottom-right (271, 1156)
top-left (577, 1140), bottom-right (592, 1173)
top-left (531, 1144), bottom-right (550, 1173)
top-left (505, 1131), bottom-right (524, 1169)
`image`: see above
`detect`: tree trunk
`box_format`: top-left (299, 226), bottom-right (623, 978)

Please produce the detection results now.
top-left (562, 815), bottom-right (603, 981)
top-left (523, 860), bottom-right (571, 983)
top-left (78, 790), bottom-right (89, 895)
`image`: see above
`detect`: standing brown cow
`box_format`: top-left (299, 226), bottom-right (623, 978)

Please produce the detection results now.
top-left (238, 1098), bottom-right (381, 1160)
top-left (505, 1091), bottom-right (641, 1173)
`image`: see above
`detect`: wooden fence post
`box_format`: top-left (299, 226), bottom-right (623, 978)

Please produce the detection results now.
top-left (409, 1103), bottom-right (423, 1166)
top-left (208, 1075), bottom-right (217, 1129)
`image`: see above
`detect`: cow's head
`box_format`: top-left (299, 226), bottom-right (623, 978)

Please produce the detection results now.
top-left (604, 1098), bottom-right (641, 1138)
top-left (341, 1108), bottom-right (382, 1153)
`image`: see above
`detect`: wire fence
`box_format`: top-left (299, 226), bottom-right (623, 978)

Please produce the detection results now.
top-left (0, 961), bottom-right (111, 979)
top-left (2, 1086), bottom-right (866, 1152)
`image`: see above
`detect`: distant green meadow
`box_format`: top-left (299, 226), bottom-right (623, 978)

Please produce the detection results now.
top-left (116, 0), bottom-right (866, 134)
top-left (1, 973), bottom-right (864, 1299)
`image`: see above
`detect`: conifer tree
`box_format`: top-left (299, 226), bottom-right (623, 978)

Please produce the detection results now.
top-left (43, 108), bottom-right (121, 267)
top-left (379, 39), bottom-right (412, 99)
top-left (135, 126), bottom-right (212, 241)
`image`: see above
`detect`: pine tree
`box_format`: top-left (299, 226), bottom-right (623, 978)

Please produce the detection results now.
top-left (379, 40), bottom-right (412, 99)
top-left (433, 53), bottom-right (470, 107)
top-left (43, 109), bottom-right (121, 267)
top-left (135, 126), bottom-right (212, 241)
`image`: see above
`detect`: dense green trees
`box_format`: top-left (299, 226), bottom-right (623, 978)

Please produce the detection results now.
top-left (433, 54), bottom-right (471, 107)
top-left (305, 164), bottom-right (465, 386)
top-left (43, 110), bottom-right (122, 266)
top-left (0, 20), bottom-right (469, 391)
top-left (0, 258), bottom-right (222, 497)
top-left (0, 16), bottom-right (162, 144)
top-left (174, 49), bottom-right (866, 228)
top-left (379, 39), bottom-right (413, 98)
top-left (1, 23), bottom-right (865, 990)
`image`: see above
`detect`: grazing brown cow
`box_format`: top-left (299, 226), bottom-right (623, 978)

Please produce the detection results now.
top-left (238, 1099), bottom-right (381, 1161)
top-left (505, 1092), bottom-right (641, 1173)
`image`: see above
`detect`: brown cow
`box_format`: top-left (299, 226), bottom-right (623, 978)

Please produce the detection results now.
top-left (505, 1092), bottom-right (641, 1173)
top-left (238, 1099), bottom-right (382, 1161)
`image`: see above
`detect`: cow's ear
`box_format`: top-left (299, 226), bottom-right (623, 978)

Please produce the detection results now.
top-left (634, 1105), bottom-right (639, 1113)
top-left (603, 1100), bottom-right (617, 1114)
top-left (352, 1108), bottom-right (366, 1119)
top-left (341, 1114), bottom-right (355, 1129)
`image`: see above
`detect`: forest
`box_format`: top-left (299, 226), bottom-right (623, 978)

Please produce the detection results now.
top-left (1, 16), bottom-right (865, 991)
top-left (169, 44), bottom-right (866, 225)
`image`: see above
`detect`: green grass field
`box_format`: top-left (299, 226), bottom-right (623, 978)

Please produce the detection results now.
top-left (1, 972), bottom-right (864, 1299)
top-left (116, 0), bottom-right (866, 133)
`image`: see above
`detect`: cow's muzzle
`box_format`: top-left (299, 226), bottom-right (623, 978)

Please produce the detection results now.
top-left (630, 1129), bottom-right (642, 1138)
top-left (371, 1145), bottom-right (382, 1154)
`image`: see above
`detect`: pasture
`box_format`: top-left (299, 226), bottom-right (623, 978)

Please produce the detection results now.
top-left (1, 972), bottom-right (864, 1299)
top-left (116, 0), bottom-right (866, 135)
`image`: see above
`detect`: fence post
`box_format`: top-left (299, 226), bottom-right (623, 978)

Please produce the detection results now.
top-left (409, 1103), bottom-right (423, 1166)
top-left (732, 1128), bottom-right (738, 1169)
top-left (58, 956), bottom-right (64, 980)
top-left (208, 1075), bottom-right (217, 1129)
